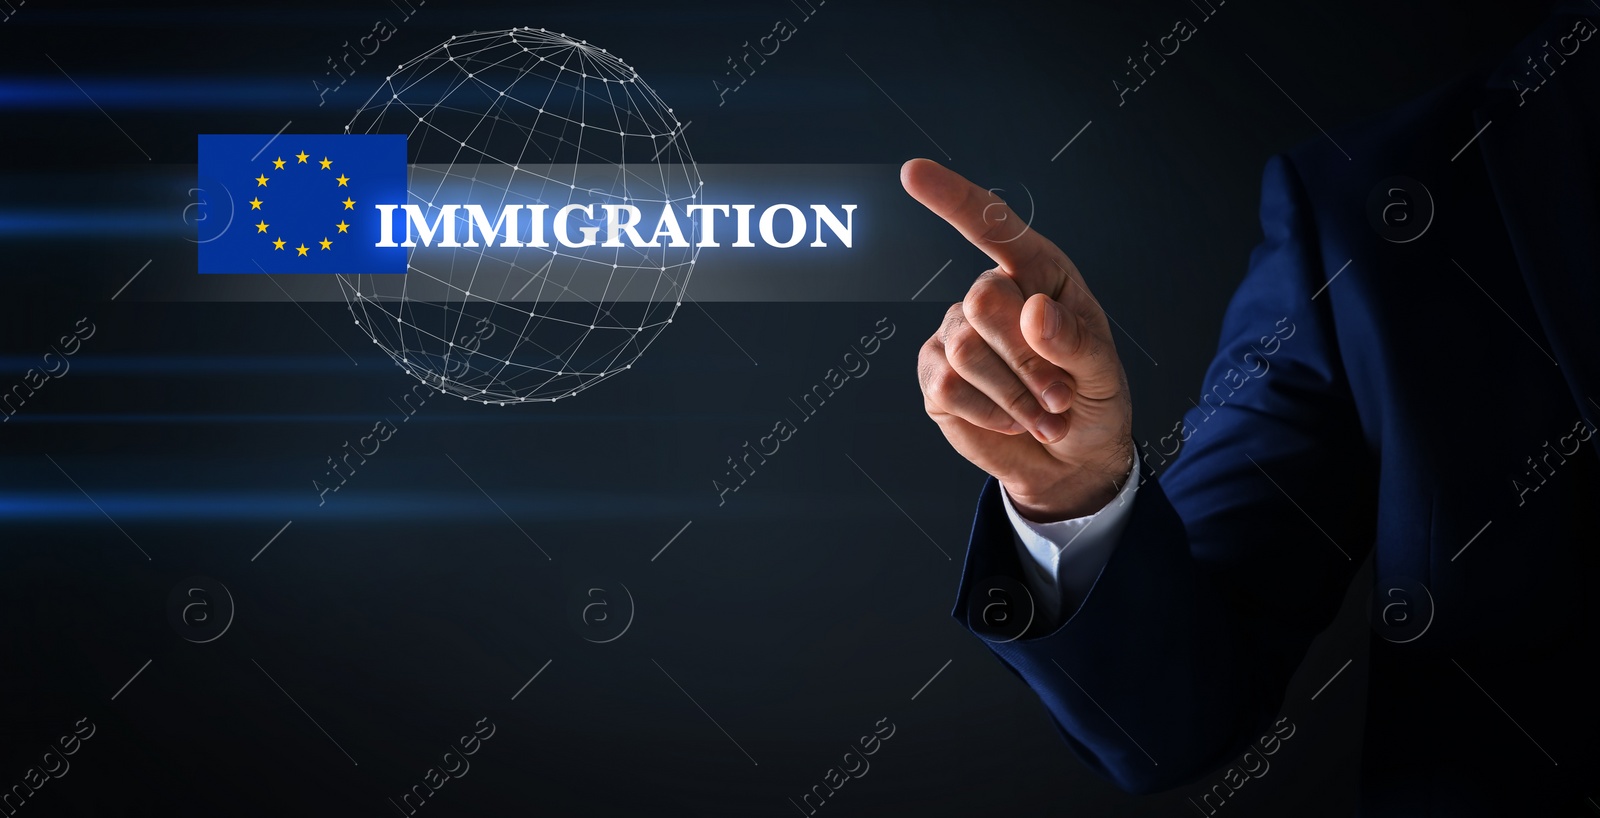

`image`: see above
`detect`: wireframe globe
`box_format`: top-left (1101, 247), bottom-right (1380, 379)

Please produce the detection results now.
top-left (340, 28), bottom-right (700, 403)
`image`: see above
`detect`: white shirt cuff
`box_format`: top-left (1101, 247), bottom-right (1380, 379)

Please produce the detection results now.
top-left (999, 458), bottom-right (1141, 623)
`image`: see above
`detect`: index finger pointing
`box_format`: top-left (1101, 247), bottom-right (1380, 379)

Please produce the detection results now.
top-left (900, 158), bottom-right (1065, 295)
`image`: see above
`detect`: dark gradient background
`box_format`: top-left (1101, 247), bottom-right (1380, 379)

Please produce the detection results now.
top-left (0, 1), bottom-right (1559, 815)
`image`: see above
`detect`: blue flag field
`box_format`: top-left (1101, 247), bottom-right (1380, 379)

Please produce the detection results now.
top-left (197, 134), bottom-right (408, 275)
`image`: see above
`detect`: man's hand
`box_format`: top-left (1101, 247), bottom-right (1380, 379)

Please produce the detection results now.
top-left (905, 159), bottom-right (1134, 522)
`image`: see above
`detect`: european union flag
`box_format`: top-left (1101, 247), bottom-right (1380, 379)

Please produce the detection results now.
top-left (197, 134), bottom-right (407, 274)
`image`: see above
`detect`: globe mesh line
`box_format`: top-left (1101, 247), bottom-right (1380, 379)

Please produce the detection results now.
top-left (340, 28), bottom-right (701, 403)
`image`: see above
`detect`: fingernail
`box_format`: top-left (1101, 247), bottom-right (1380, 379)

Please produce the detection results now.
top-left (1036, 300), bottom-right (1062, 339)
top-left (1042, 382), bottom-right (1072, 414)
top-left (1035, 413), bottom-right (1067, 443)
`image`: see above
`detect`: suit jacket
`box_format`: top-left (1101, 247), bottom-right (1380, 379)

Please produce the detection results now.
top-left (953, 9), bottom-right (1600, 816)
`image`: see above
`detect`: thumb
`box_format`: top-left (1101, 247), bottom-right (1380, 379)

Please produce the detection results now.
top-left (1020, 292), bottom-right (1122, 401)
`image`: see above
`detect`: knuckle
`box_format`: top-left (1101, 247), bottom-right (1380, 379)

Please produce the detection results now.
top-left (1056, 309), bottom-right (1089, 359)
top-left (1003, 382), bottom-right (1038, 418)
top-left (943, 327), bottom-right (989, 371)
top-left (938, 303), bottom-right (965, 343)
top-left (975, 401), bottom-right (1010, 430)
top-left (927, 367), bottom-right (966, 405)
top-left (1011, 350), bottom-right (1051, 384)
top-left (963, 273), bottom-right (1009, 325)
top-left (1075, 316), bottom-right (1112, 362)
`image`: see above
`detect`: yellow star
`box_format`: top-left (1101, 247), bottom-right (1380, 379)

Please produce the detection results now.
top-left (319, 237), bottom-right (333, 250)
top-left (272, 157), bottom-right (286, 170)
top-left (296, 151), bottom-right (310, 163)
top-left (335, 174), bottom-right (350, 187)
top-left (296, 244), bottom-right (309, 256)
top-left (272, 238), bottom-right (286, 250)
top-left (249, 198), bottom-right (262, 210)
top-left (319, 157), bottom-right (332, 170)
top-left (335, 220), bottom-right (350, 233)
top-left (255, 220), bottom-right (269, 233)
top-left (342, 197), bottom-right (356, 210)
top-left (255, 174), bottom-right (269, 187)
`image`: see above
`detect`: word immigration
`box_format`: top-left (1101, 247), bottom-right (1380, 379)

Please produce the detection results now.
top-left (373, 202), bottom-right (858, 249)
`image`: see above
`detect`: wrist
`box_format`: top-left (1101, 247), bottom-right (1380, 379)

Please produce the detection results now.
top-left (1005, 448), bottom-right (1135, 523)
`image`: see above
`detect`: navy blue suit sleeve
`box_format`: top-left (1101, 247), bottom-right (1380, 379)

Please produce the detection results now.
top-left (951, 154), bottom-right (1377, 794)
